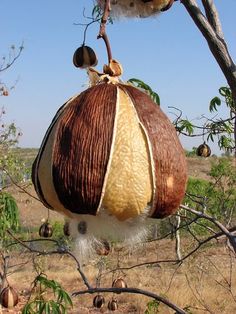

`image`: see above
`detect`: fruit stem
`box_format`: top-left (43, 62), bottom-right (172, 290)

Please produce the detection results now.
top-left (97, 0), bottom-right (113, 63)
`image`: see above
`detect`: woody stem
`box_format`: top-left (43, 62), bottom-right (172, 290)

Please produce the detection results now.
top-left (97, 0), bottom-right (113, 63)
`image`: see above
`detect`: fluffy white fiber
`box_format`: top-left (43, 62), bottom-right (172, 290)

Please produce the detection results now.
top-left (67, 208), bottom-right (151, 261)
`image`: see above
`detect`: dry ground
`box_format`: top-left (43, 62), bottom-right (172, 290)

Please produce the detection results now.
top-left (1, 156), bottom-right (236, 313)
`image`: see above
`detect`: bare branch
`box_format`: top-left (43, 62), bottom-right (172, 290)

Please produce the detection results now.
top-left (180, 204), bottom-right (236, 253)
top-left (72, 287), bottom-right (188, 314)
top-left (6, 230), bottom-right (91, 289)
top-left (0, 167), bottom-right (41, 202)
top-left (97, 0), bottom-right (113, 63)
top-left (0, 44), bottom-right (24, 73)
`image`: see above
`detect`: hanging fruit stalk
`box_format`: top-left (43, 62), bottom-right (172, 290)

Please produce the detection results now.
top-left (97, 0), bottom-right (113, 63)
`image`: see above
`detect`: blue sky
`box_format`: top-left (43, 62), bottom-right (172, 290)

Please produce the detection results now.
top-left (1, 0), bottom-right (236, 154)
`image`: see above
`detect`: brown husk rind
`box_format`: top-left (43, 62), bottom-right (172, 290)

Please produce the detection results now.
top-left (120, 84), bottom-right (187, 218)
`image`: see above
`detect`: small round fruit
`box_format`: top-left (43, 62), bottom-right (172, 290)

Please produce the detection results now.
top-left (63, 221), bottom-right (70, 236)
top-left (73, 45), bottom-right (98, 69)
top-left (196, 142), bottom-right (211, 157)
top-left (95, 239), bottom-right (110, 256)
top-left (2, 90), bottom-right (9, 96)
top-left (108, 299), bottom-right (118, 311)
top-left (0, 286), bottom-right (19, 308)
top-left (93, 294), bottom-right (105, 308)
top-left (112, 278), bottom-right (127, 289)
top-left (39, 222), bottom-right (53, 238)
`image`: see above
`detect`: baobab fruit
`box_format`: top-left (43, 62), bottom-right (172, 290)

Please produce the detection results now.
top-left (73, 45), bottom-right (98, 69)
top-left (112, 278), bottom-right (127, 290)
top-left (108, 299), bottom-right (118, 311)
top-left (93, 294), bottom-right (105, 308)
top-left (39, 221), bottom-right (53, 238)
top-left (196, 142), bottom-right (211, 157)
top-left (0, 286), bottom-right (19, 308)
top-left (95, 239), bottom-right (110, 256)
top-left (2, 90), bottom-right (9, 96)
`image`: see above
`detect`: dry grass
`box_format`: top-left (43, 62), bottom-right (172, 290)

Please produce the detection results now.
top-left (1, 235), bottom-right (236, 313)
top-left (1, 157), bottom-right (236, 313)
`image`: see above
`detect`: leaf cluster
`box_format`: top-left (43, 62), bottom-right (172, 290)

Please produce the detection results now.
top-left (128, 78), bottom-right (160, 105)
top-left (0, 192), bottom-right (19, 241)
top-left (145, 299), bottom-right (160, 314)
top-left (22, 274), bottom-right (73, 314)
top-left (184, 158), bottom-right (236, 234)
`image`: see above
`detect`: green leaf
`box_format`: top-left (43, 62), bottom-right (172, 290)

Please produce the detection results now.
top-left (177, 120), bottom-right (194, 135)
top-left (209, 97), bottom-right (221, 112)
top-left (145, 299), bottom-right (160, 314)
top-left (25, 275), bottom-right (73, 313)
top-left (128, 78), bottom-right (160, 105)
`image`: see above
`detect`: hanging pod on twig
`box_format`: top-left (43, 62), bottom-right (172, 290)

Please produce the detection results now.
top-left (39, 221), bottom-right (53, 238)
top-left (93, 294), bottom-right (105, 308)
top-left (32, 60), bottom-right (187, 237)
top-left (73, 45), bottom-right (98, 69)
top-left (196, 142), bottom-right (211, 158)
top-left (0, 286), bottom-right (19, 308)
top-left (108, 298), bottom-right (118, 311)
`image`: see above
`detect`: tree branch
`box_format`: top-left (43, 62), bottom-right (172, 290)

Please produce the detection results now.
top-left (181, 0), bottom-right (236, 106)
top-left (72, 287), bottom-right (188, 314)
top-left (201, 0), bottom-right (224, 41)
top-left (180, 204), bottom-right (236, 253)
top-left (97, 0), bottom-right (113, 63)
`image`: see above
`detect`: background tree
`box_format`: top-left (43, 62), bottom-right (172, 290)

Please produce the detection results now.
top-left (181, 0), bottom-right (236, 156)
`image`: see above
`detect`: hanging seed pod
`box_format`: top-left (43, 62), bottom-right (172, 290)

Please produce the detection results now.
top-left (196, 142), bottom-right (211, 158)
top-left (93, 294), bottom-right (105, 308)
top-left (73, 45), bottom-right (98, 69)
top-left (32, 64), bottom-right (187, 222)
top-left (63, 221), bottom-right (70, 236)
top-left (97, 0), bottom-right (174, 18)
top-left (2, 90), bottom-right (9, 96)
top-left (0, 286), bottom-right (19, 308)
top-left (39, 221), bottom-right (53, 238)
top-left (108, 299), bottom-right (118, 311)
top-left (95, 239), bottom-right (111, 256)
top-left (112, 278), bottom-right (127, 293)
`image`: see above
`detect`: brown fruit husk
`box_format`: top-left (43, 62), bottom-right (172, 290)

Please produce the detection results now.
top-left (108, 299), bottom-right (118, 311)
top-left (73, 45), bottom-right (98, 69)
top-left (39, 222), bottom-right (53, 238)
top-left (32, 81), bottom-right (187, 221)
top-left (93, 295), bottom-right (105, 308)
top-left (0, 286), bottom-right (18, 308)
